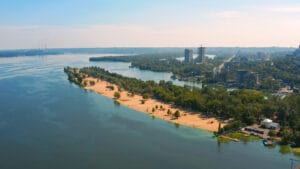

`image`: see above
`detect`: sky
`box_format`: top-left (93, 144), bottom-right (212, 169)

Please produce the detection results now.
top-left (0, 0), bottom-right (300, 49)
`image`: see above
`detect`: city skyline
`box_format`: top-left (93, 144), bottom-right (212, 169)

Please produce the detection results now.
top-left (0, 0), bottom-right (300, 49)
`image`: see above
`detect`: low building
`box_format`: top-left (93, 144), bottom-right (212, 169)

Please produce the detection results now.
top-left (260, 118), bottom-right (279, 129)
top-left (244, 127), bottom-right (265, 135)
top-left (279, 87), bottom-right (293, 94)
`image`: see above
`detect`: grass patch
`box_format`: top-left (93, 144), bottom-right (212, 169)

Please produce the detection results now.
top-left (292, 148), bottom-right (300, 157)
top-left (277, 146), bottom-right (300, 157)
top-left (217, 137), bottom-right (231, 144)
top-left (227, 132), bottom-right (260, 142)
top-left (279, 145), bottom-right (292, 155)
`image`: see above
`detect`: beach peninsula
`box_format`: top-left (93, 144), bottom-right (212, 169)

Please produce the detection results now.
top-left (64, 67), bottom-right (224, 132)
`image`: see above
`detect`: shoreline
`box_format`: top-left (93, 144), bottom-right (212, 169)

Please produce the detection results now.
top-left (84, 77), bottom-right (224, 132)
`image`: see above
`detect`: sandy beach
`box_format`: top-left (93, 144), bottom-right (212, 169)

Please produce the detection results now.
top-left (84, 77), bottom-right (224, 132)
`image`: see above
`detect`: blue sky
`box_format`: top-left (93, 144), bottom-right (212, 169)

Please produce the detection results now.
top-left (0, 0), bottom-right (300, 49)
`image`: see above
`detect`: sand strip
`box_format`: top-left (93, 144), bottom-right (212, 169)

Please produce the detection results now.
top-left (84, 77), bottom-right (224, 132)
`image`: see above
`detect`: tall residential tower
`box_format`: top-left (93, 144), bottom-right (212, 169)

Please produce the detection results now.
top-left (197, 46), bottom-right (205, 63)
top-left (184, 49), bottom-right (193, 63)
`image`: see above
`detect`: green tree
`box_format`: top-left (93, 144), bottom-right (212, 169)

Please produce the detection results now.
top-left (174, 110), bottom-right (180, 119)
top-left (89, 80), bottom-right (95, 86)
top-left (142, 93), bottom-right (150, 99)
top-left (83, 80), bottom-right (87, 87)
top-left (114, 91), bottom-right (121, 99)
top-left (167, 109), bottom-right (172, 116)
top-left (280, 128), bottom-right (293, 145)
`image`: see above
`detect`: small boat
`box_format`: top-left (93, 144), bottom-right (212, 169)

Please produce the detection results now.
top-left (262, 139), bottom-right (274, 146)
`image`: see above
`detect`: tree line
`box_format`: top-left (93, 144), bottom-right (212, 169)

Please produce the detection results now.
top-left (89, 53), bottom-right (222, 83)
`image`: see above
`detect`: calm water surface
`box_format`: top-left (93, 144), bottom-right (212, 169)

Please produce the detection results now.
top-left (0, 54), bottom-right (298, 169)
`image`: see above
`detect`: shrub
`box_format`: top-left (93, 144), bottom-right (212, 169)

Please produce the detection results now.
top-left (114, 92), bottom-right (121, 99)
top-left (89, 80), bottom-right (95, 86)
top-left (83, 80), bottom-right (88, 87)
top-left (167, 109), bottom-right (172, 115)
top-left (143, 93), bottom-right (149, 99)
top-left (223, 120), bottom-right (242, 132)
top-left (174, 110), bottom-right (180, 118)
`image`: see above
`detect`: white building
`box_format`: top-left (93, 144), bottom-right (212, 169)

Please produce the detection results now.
top-left (260, 118), bottom-right (280, 129)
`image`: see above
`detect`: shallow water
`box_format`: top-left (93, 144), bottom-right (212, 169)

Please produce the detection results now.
top-left (0, 54), bottom-right (298, 169)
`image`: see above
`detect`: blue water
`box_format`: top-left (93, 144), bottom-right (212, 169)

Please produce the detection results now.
top-left (0, 54), bottom-right (298, 169)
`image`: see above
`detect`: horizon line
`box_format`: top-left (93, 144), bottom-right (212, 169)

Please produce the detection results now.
top-left (0, 46), bottom-right (298, 51)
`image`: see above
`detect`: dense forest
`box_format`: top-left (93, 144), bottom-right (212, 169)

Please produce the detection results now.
top-left (244, 56), bottom-right (300, 87)
top-left (221, 55), bottom-right (300, 91)
top-left (65, 66), bottom-right (300, 146)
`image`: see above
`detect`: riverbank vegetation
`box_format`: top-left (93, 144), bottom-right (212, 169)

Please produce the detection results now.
top-left (64, 66), bottom-right (300, 146)
top-left (90, 53), bottom-right (223, 82)
top-left (217, 132), bottom-right (260, 143)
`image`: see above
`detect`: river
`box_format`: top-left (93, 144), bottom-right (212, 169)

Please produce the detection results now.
top-left (0, 54), bottom-right (298, 169)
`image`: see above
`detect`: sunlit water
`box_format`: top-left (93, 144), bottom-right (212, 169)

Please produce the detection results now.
top-left (0, 54), bottom-right (298, 169)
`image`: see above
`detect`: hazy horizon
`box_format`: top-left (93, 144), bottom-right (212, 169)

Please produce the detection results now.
top-left (0, 0), bottom-right (300, 49)
top-left (0, 46), bottom-right (298, 52)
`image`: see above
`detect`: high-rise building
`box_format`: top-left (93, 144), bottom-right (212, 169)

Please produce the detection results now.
top-left (197, 46), bottom-right (205, 63)
top-left (184, 49), bottom-right (193, 63)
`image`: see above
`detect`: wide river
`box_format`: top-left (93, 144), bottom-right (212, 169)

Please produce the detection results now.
top-left (0, 54), bottom-right (299, 169)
